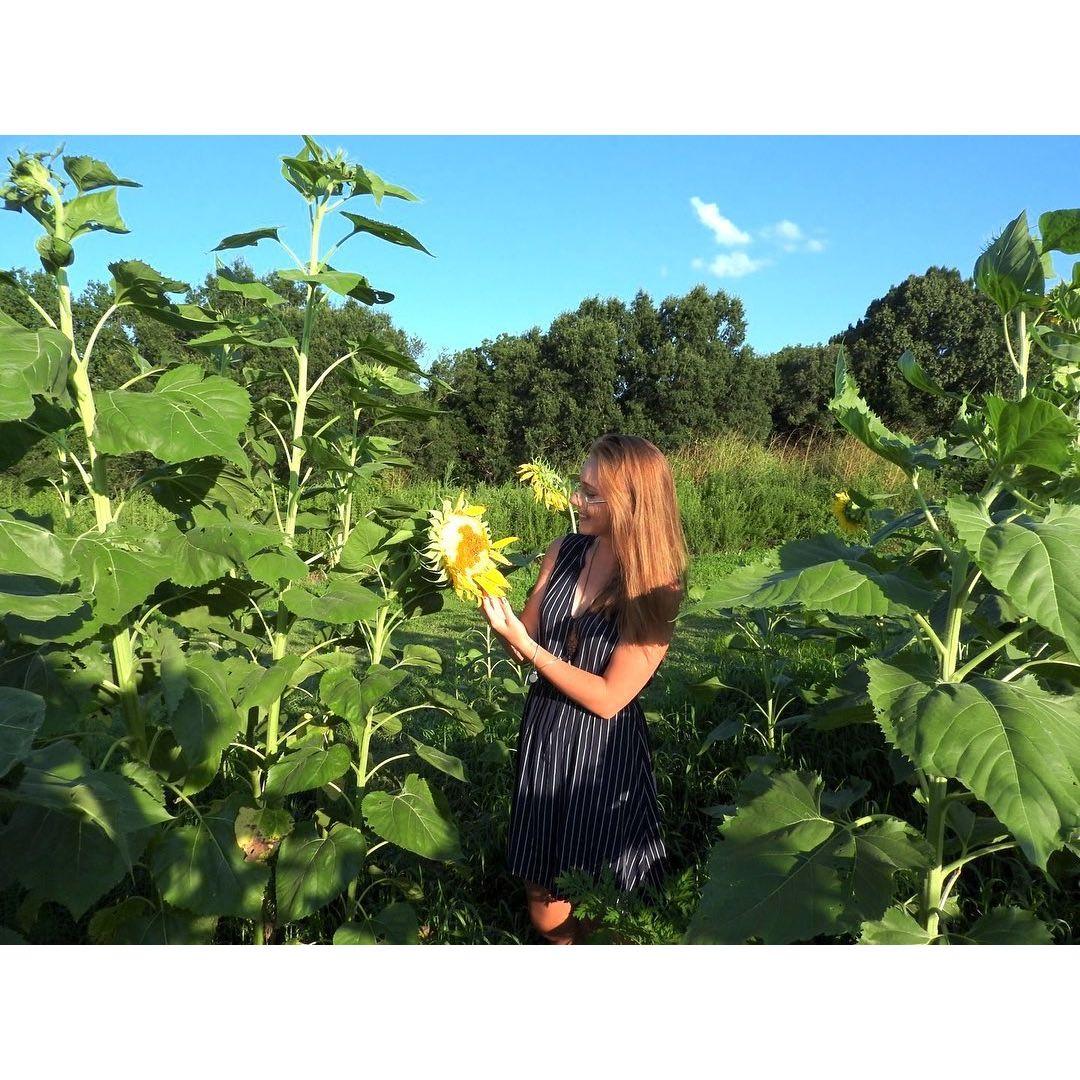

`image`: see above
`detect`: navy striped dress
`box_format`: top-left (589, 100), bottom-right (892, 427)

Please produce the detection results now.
top-left (505, 531), bottom-right (667, 902)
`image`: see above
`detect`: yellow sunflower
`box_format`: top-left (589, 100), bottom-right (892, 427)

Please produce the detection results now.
top-left (423, 491), bottom-right (518, 606)
top-left (516, 459), bottom-right (570, 513)
top-left (831, 491), bottom-right (866, 536)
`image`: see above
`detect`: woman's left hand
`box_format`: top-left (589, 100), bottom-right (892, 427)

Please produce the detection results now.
top-left (480, 592), bottom-right (532, 655)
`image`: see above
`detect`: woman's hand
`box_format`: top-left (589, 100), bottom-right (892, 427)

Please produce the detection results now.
top-left (480, 592), bottom-right (533, 656)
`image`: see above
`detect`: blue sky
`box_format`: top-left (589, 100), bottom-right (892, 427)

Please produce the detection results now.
top-left (2, 135), bottom-right (1079, 366)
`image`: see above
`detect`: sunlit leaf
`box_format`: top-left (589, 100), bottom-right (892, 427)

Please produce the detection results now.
top-left (361, 774), bottom-right (462, 861)
top-left (275, 822), bottom-right (367, 923)
top-left (867, 659), bottom-right (1080, 868)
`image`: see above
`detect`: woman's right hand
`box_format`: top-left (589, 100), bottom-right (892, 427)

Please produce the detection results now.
top-left (480, 591), bottom-right (527, 662)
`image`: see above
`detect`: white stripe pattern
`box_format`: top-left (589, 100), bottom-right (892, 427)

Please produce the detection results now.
top-left (505, 532), bottom-right (667, 901)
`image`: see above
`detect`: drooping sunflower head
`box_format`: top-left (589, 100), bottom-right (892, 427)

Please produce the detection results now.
top-left (423, 491), bottom-right (519, 606)
top-left (831, 491), bottom-right (867, 536)
top-left (516, 459), bottom-right (569, 513)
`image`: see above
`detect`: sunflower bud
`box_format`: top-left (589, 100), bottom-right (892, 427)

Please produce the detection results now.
top-left (11, 154), bottom-right (53, 197)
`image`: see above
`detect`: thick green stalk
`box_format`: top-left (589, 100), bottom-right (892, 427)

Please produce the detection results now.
top-left (920, 775), bottom-right (949, 938)
top-left (265, 203), bottom-right (327, 758)
top-left (918, 549), bottom-right (974, 938)
top-left (1017, 308), bottom-right (1029, 399)
top-left (57, 263), bottom-right (146, 755)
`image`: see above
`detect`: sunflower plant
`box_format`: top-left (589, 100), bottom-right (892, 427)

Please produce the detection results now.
top-left (423, 492), bottom-right (518, 605)
top-left (0, 139), bottom-right (481, 945)
top-left (516, 457), bottom-right (576, 531)
top-left (683, 207), bottom-right (1080, 945)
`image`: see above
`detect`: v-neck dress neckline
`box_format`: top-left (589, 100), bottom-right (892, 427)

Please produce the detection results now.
top-left (569, 532), bottom-right (597, 620)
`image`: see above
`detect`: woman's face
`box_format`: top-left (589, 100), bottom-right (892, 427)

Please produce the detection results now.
top-left (570, 457), bottom-right (610, 535)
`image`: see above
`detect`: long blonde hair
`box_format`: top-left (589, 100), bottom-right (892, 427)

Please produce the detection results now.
top-left (583, 434), bottom-right (688, 645)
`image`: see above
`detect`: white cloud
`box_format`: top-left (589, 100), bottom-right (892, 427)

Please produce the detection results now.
top-left (760, 219), bottom-right (825, 254)
top-left (690, 196), bottom-right (751, 246)
top-left (694, 252), bottom-right (770, 279)
top-left (773, 220), bottom-right (804, 242)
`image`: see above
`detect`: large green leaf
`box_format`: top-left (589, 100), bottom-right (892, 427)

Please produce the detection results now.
top-left (163, 649), bottom-right (243, 795)
top-left (849, 819), bottom-right (932, 922)
top-left (1038, 209), bottom-right (1080, 256)
top-left (149, 793), bottom-right (269, 919)
top-left (337, 517), bottom-right (390, 571)
top-left (898, 349), bottom-right (953, 399)
top-left (409, 737), bottom-right (466, 782)
top-left (0, 742), bottom-right (170, 917)
top-left (0, 802), bottom-right (131, 918)
top-left (264, 744), bottom-right (352, 800)
top-left (829, 351), bottom-right (944, 474)
top-left (70, 525), bottom-right (173, 625)
top-left (88, 898), bottom-right (217, 945)
top-left (349, 165), bottom-right (419, 205)
top-left (276, 267), bottom-right (393, 306)
top-left (14, 741), bottom-right (172, 854)
top-left (974, 211), bottom-right (1045, 314)
top-left (0, 688), bottom-right (45, 778)
top-left (960, 502), bottom-right (1080, 658)
top-left (867, 659), bottom-right (1080, 868)
top-left (945, 494), bottom-right (993, 558)
top-left (426, 688), bottom-right (485, 736)
top-left (985, 395), bottom-right (1074, 474)
top-left (689, 536), bottom-right (935, 618)
top-left (333, 921), bottom-right (377, 945)
top-left (234, 806), bottom-right (294, 863)
top-left (331, 902), bottom-right (419, 945)
top-left (0, 512), bottom-right (74, 580)
top-left (93, 364), bottom-right (251, 469)
top-left (62, 155), bottom-right (140, 193)
top-left (0, 576), bottom-right (85, 622)
top-left (239, 654), bottom-right (306, 712)
top-left (212, 227), bottom-right (281, 251)
top-left (397, 643), bottom-right (443, 674)
top-left (61, 188), bottom-right (129, 240)
top-left (361, 774), bottom-right (462, 861)
top-left (155, 513), bottom-right (282, 588)
top-left (0, 398), bottom-right (74, 471)
top-left (859, 906), bottom-right (935, 944)
top-left (348, 332), bottom-right (425, 376)
top-left (281, 577), bottom-right (386, 623)
top-left (215, 273), bottom-right (287, 307)
top-left (954, 906), bottom-right (1053, 944)
top-left (684, 771), bottom-right (854, 944)
top-left (0, 326), bottom-right (71, 421)
top-left (108, 259), bottom-right (189, 307)
top-left (245, 549), bottom-right (310, 585)
top-left (275, 822), bottom-right (367, 923)
top-left (339, 212), bottom-right (432, 255)
top-left (145, 457), bottom-right (259, 518)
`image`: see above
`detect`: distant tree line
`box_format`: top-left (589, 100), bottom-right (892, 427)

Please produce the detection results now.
top-left (398, 267), bottom-right (1011, 482)
top-left (1, 258), bottom-right (1013, 490)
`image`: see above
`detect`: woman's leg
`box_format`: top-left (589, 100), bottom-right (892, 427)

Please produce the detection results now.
top-left (525, 881), bottom-right (587, 944)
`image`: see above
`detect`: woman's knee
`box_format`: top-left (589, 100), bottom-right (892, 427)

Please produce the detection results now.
top-left (525, 882), bottom-right (576, 940)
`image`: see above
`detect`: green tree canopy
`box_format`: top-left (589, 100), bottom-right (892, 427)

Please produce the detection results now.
top-left (832, 267), bottom-right (1009, 430)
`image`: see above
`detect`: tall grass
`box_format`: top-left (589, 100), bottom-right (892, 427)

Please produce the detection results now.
top-left (372, 431), bottom-right (907, 554)
top-left (0, 431), bottom-right (907, 555)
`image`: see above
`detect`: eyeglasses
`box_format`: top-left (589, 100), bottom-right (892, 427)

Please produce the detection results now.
top-left (571, 485), bottom-right (606, 506)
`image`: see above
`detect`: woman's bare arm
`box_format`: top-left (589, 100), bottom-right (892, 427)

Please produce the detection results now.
top-left (521, 584), bottom-right (682, 718)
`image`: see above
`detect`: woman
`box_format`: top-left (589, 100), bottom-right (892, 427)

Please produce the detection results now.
top-left (480, 433), bottom-right (688, 944)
